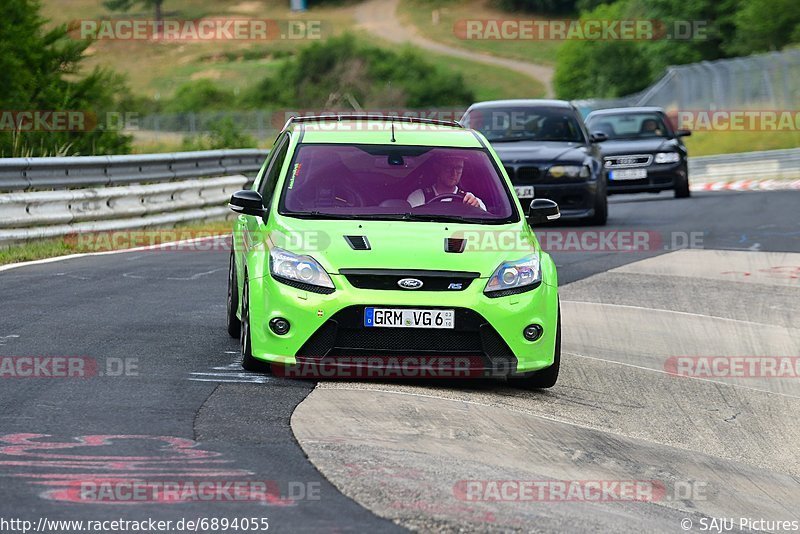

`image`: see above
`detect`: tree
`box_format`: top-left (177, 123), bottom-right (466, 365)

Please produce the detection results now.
top-left (553, 2), bottom-right (651, 99)
top-left (727, 0), bottom-right (800, 54)
top-left (103, 0), bottom-right (164, 24)
top-left (240, 34), bottom-right (475, 110)
top-left (0, 0), bottom-right (132, 156)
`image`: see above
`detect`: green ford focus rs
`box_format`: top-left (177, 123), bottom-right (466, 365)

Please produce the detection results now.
top-left (227, 115), bottom-right (562, 388)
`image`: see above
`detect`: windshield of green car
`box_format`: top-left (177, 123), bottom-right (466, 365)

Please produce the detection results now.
top-left (279, 144), bottom-right (517, 223)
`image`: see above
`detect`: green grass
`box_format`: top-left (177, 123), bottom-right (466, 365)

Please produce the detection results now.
top-left (399, 0), bottom-right (562, 65)
top-left (355, 30), bottom-right (544, 103)
top-left (41, 0), bottom-right (360, 99)
top-left (0, 220), bottom-right (234, 266)
top-left (425, 51), bottom-right (545, 100)
top-left (685, 130), bottom-right (800, 157)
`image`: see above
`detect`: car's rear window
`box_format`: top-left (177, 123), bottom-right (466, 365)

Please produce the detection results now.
top-left (279, 144), bottom-right (516, 223)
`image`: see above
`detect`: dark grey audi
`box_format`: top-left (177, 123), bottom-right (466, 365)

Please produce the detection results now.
top-left (585, 107), bottom-right (691, 198)
top-left (461, 99), bottom-right (608, 225)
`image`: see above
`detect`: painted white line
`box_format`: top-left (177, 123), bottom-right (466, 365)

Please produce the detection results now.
top-left (564, 351), bottom-right (800, 401)
top-left (561, 300), bottom-right (799, 330)
top-left (0, 234), bottom-right (228, 274)
top-left (189, 378), bottom-right (271, 383)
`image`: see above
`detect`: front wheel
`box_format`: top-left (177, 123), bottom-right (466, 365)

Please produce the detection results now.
top-left (240, 275), bottom-right (271, 374)
top-left (510, 306), bottom-right (561, 389)
top-left (226, 252), bottom-right (241, 338)
top-left (674, 167), bottom-right (691, 198)
top-left (586, 188), bottom-right (608, 226)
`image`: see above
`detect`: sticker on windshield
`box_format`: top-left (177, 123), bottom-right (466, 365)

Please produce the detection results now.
top-left (288, 163), bottom-right (302, 189)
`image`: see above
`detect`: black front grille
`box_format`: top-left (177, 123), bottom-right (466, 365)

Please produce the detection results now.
top-left (336, 328), bottom-right (479, 353)
top-left (604, 154), bottom-right (652, 168)
top-left (516, 166), bottom-right (542, 183)
top-left (504, 166), bottom-right (516, 180)
top-left (296, 306), bottom-right (517, 370)
top-left (340, 269), bottom-right (479, 291)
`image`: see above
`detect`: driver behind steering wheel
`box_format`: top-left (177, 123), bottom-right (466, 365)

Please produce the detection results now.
top-left (406, 156), bottom-right (487, 211)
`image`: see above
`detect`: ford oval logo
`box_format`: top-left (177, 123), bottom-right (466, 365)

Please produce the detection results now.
top-left (397, 278), bottom-right (424, 290)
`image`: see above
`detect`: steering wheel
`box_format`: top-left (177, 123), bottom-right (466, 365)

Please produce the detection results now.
top-left (425, 193), bottom-right (464, 205)
top-left (333, 183), bottom-right (366, 207)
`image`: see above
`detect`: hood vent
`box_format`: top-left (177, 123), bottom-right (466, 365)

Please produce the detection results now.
top-left (344, 235), bottom-right (371, 250)
top-left (444, 237), bottom-right (466, 253)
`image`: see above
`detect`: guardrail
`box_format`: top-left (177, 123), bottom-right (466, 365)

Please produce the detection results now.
top-left (0, 149), bottom-right (268, 192)
top-left (0, 147), bottom-right (798, 247)
top-left (0, 149), bottom-right (268, 246)
top-left (688, 148), bottom-right (800, 183)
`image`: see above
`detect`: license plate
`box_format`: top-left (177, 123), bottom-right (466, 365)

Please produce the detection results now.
top-left (364, 308), bottom-right (454, 329)
top-left (609, 168), bottom-right (647, 180)
top-left (514, 185), bottom-right (535, 198)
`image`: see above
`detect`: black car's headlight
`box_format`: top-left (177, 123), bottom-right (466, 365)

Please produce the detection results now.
top-left (269, 247), bottom-right (334, 291)
top-left (654, 152), bottom-right (681, 164)
top-left (547, 165), bottom-right (590, 179)
top-left (484, 253), bottom-right (542, 297)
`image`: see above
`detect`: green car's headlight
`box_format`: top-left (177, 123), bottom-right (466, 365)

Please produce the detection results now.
top-left (654, 152), bottom-right (681, 164)
top-left (547, 165), bottom-right (590, 179)
top-left (269, 247), bottom-right (334, 291)
top-left (484, 253), bottom-right (542, 297)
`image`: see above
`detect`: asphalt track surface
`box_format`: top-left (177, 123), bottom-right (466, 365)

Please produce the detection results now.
top-left (1, 189), bottom-right (798, 533)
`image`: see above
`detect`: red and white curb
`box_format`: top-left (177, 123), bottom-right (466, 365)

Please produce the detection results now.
top-left (691, 178), bottom-right (800, 192)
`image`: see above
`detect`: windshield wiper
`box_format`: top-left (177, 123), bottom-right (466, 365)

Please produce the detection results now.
top-left (401, 213), bottom-right (486, 223)
top-left (289, 211), bottom-right (353, 220)
top-left (288, 212), bottom-right (487, 223)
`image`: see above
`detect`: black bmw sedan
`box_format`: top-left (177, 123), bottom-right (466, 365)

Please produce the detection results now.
top-left (585, 107), bottom-right (691, 198)
top-left (461, 99), bottom-right (608, 225)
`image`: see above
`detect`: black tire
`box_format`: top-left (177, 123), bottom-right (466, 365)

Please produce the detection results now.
top-left (674, 167), bottom-right (691, 198)
top-left (240, 274), bottom-right (271, 374)
top-left (587, 187), bottom-right (608, 226)
top-left (226, 252), bottom-right (241, 338)
top-left (511, 306), bottom-right (561, 389)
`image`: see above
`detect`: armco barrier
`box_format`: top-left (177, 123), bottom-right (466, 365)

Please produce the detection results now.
top-left (0, 149), bottom-right (268, 246)
top-left (687, 148), bottom-right (800, 182)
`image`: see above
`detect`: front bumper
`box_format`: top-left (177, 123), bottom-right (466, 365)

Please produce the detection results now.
top-left (521, 181), bottom-right (599, 220)
top-left (244, 261), bottom-right (559, 376)
top-left (607, 162), bottom-right (685, 194)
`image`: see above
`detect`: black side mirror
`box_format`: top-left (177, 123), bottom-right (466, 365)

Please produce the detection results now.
top-left (527, 198), bottom-right (560, 225)
top-left (229, 190), bottom-right (266, 217)
top-left (590, 131), bottom-right (608, 143)
top-left (676, 129), bottom-right (691, 137)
